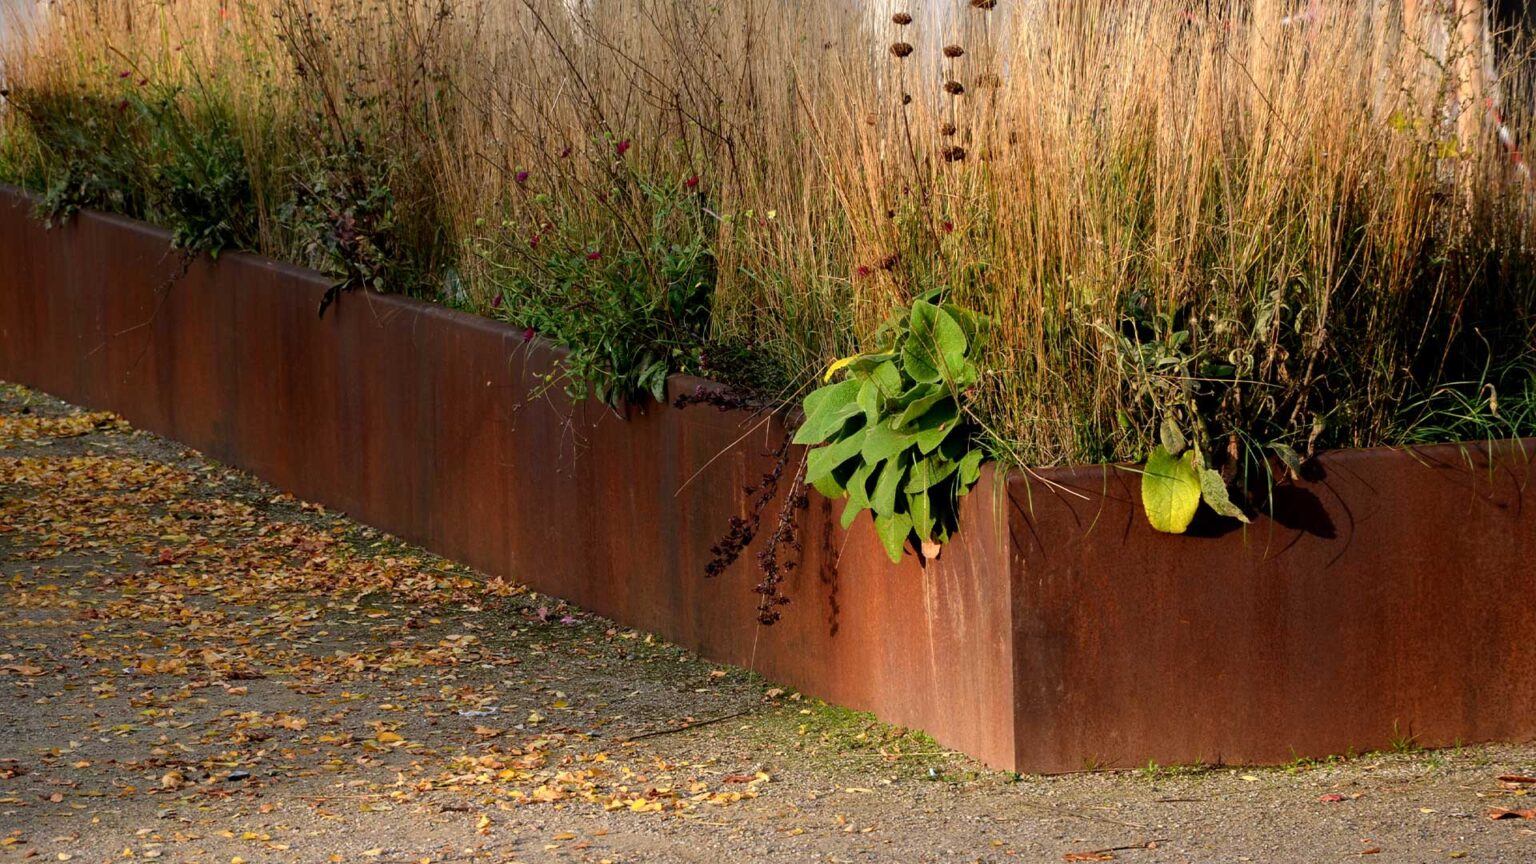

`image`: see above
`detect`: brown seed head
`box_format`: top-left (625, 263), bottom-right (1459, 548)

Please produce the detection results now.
top-left (940, 122), bottom-right (957, 136)
top-left (890, 42), bottom-right (914, 58)
top-left (901, 92), bottom-right (913, 105)
top-left (892, 12), bottom-right (912, 25)
top-left (944, 80), bottom-right (965, 96)
top-left (942, 145), bottom-right (967, 162)
top-left (943, 45), bottom-right (965, 58)
top-left (970, 0), bottom-right (997, 9)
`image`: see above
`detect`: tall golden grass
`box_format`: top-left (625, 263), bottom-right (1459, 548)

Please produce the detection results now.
top-left (2, 0), bottom-right (1532, 465)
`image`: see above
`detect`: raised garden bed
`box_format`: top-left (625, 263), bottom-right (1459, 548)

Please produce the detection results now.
top-left (2, 186), bottom-right (1533, 773)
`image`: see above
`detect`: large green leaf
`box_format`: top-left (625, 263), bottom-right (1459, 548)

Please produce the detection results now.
top-left (874, 511), bottom-right (913, 563)
top-left (957, 448), bottom-right (984, 486)
top-left (841, 460), bottom-right (877, 529)
top-left (904, 453), bottom-right (959, 493)
top-left (856, 378), bottom-right (882, 424)
top-left (812, 473), bottom-right (845, 500)
top-left (862, 420), bottom-right (919, 465)
top-left (903, 300), bottom-right (968, 384)
top-left (913, 400), bottom-right (960, 454)
top-left (1141, 445), bottom-right (1201, 534)
top-left (891, 385), bottom-right (951, 431)
top-left (856, 358), bottom-right (905, 399)
top-left (942, 302), bottom-right (982, 346)
top-left (908, 490), bottom-right (935, 544)
top-left (870, 455), bottom-right (903, 516)
top-left (794, 378), bottom-right (861, 445)
top-left (805, 425), bottom-right (868, 485)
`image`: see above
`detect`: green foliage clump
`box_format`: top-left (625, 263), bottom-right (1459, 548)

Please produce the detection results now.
top-left (794, 293), bottom-right (987, 562)
top-left (475, 175), bottom-right (716, 407)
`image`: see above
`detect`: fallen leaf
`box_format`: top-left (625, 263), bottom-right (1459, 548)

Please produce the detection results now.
top-left (1064, 853), bottom-right (1115, 862)
top-left (1499, 775), bottom-right (1536, 784)
top-left (1487, 807), bottom-right (1536, 820)
top-left (1319, 793), bottom-right (1346, 803)
top-left (2, 664), bottom-right (45, 676)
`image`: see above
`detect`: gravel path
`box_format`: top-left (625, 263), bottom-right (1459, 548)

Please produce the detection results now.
top-left (2, 381), bottom-right (1535, 863)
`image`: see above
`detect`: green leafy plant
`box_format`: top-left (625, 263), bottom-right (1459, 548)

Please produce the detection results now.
top-left (477, 173), bottom-right (716, 408)
top-left (1139, 418), bottom-right (1251, 534)
top-left (794, 294), bottom-right (988, 563)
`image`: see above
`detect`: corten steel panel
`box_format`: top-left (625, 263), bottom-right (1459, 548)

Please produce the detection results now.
top-left (0, 187), bottom-right (1021, 770)
top-left (1007, 442), bottom-right (1536, 772)
top-left (3, 185), bottom-right (1533, 772)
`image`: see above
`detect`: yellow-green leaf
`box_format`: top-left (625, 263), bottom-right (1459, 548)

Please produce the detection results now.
top-left (1141, 445), bottom-right (1201, 534)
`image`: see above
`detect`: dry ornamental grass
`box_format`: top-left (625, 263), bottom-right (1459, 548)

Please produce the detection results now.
top-left (0, 0), bottom-right (1532, 470)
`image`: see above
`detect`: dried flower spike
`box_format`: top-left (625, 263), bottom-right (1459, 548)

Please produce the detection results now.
top-left (940, 121), bottom-right (957, 136)
top-left (901, 92), bottom-right (913, 105)
top-left (943, 45), bottom-right (965, 58)
top-left (892, 12), bottom-right (912, 25)
top-left (890, 42), bottom-right (914, 58)
top-left (944, 80), bottom-right (965, 96)
top-left (942, 145), bottom-right (967, 162)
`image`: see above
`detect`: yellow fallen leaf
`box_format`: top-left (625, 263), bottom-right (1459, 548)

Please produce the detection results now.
top-left (376, 731), bottom-right (403, 744)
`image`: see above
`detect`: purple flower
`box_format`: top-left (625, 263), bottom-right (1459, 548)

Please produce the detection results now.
top-left (522, 327), bottom-right (536, 343)
top-left (492, 293), bottom-right (503, 309)
top-left (585, 250), bottom-right (602, 261)
top-left (515, 170), bottom-right (529, 186)
top-left (685, 175), bottom-right (700, 189)
top-left (615, 139), bottom-right (631, 157)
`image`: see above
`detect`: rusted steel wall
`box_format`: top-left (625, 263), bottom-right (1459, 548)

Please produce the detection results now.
top-left (0, 188), bottom-right (1022, 769)
top-left (2, 186), bottom-right (1533, 773)
top-left (1008, 443), bottom-right (1536, 770)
